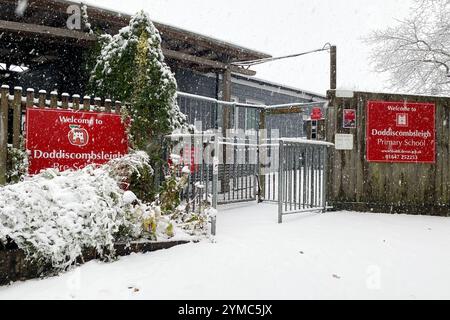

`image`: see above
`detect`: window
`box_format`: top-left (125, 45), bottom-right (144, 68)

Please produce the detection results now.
top-left (245, 99), bottom-right (264, 132)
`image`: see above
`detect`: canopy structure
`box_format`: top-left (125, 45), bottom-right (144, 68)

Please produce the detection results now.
top-left (0, 0), bottom-right (269, 77)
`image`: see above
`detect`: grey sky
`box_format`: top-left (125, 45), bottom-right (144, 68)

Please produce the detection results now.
top-left (83, 0), bottom-right (415, 96)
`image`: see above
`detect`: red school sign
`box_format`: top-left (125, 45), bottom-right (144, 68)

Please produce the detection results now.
top-left (366, 101), bottom-right (436, 164)
top-left (26, 108), bottom-right (129, 174)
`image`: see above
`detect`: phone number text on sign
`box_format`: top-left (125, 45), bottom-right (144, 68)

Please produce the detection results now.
top-left (26, 108), bottom-right (129, 174)
top-left (366, 101), bottom-right (436, 164)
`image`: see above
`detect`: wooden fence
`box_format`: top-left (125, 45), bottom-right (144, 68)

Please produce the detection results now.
top-left (0, 85), bottom-right (123, 185)
top-left (326, 90), bottom-right (450, 216)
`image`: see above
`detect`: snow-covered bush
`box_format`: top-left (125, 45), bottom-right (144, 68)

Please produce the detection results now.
top-left (0, 165), bottom-right (131, 270)
top-left (106, 151), bottom-right (155, 201)
top-left (0, 153), bottom-right (197, 271)
top-left (157, 155), bottom-right (216, 237)
top-left (158, 155), bottom-right (190, 214)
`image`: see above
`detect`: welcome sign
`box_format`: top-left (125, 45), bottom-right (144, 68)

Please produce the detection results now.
top-left (366, 101), bottom-right (436, 163)
top-left (26, 108), bottom-right (129, 174)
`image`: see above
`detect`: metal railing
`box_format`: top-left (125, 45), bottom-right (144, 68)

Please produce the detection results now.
top-left (277, 139), bottom-right (334, 223)
top-left (217, 134), bottom-right (259, 204)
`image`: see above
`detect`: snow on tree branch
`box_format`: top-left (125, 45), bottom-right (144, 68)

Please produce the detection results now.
top-left (365, 0), bottom-right (450, 95)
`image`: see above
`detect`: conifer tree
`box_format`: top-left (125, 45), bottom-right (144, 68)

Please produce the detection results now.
top-left (89, 10), bottom-right (187, 150)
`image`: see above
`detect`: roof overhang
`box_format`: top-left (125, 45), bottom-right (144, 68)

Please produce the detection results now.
top-left (0, 0), bottom-right (271, 76)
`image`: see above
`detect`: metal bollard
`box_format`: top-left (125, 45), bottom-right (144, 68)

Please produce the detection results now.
top-left (210, 215), bottom-right (217, 236)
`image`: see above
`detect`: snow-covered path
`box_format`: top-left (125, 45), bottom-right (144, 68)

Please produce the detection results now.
top-left (1, 203), bottom-right (450, 300)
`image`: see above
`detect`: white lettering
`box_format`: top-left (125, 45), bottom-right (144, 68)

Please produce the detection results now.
top-left (31, 150), bottom-right (124, 162)
top-left (371, 128), bottom-right (432, 139)
top-left (66, 5), bottom-right (81, 30)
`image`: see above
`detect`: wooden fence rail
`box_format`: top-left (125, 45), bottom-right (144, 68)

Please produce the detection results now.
top-left (0, 85), bottom-right (123, 186)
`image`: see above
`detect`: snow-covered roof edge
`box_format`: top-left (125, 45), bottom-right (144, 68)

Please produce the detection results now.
top-left (65, 0), bottom-right (271, 60)
top-left (233, 74), bottom-right (327, 101)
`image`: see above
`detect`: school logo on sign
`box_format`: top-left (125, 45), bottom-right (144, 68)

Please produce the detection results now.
top-left (68, 125), bottom-right (89, 147)
top-left (396, 114), bottom-right (408, 127)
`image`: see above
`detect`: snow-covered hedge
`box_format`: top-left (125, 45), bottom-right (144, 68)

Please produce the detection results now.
top-left (0, 152), bottom-right (192, 270)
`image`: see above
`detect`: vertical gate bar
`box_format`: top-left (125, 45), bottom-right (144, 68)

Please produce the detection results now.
top-left (286, 144), bottom-right (290, 210)
top-left (273, 158), bottom-right (276, 201)
top-left (278, 140), bottom-right (284, 223)
top-left (267, 149), bottom-right (271, 201)
top-left (312, 146), bottom-right (316, 208)
top-left (240, 143), bottom-right (244, 201)
top-left (309, 147), bottom-right (315, 208)
top-left (227, 147), bottom-right (231, 202)
top-left (296, 146), bottom-right (299, 209)
top-left (213, 136), bottom-right (219, 209)
top-left (236, 143), bottom-right (240, 201)
top-left (298, 147), bottom-right (303, 210)
top-left (191, 135), bottom-right (196, 213)
top-left (310, 146), bottom-right (313, 208)
top-left (288, 144), bottom-right (293, 212)
top-left (320, 147), bottom-right (324, 208)
top-left (317, 145), bottom-right (321, 208)
top-left (254, 142), bottom-right (258, 200)
top-left (211, 135), bottom-right (218, 236)
top-left (322, 146), bottom-right (328, 211)
top-left (250, 144), bottom-right (253, 200)
top-left (232, 137), bottom-right (236, 201)
top-left (284, 144), bottom-right (288, 212)
top-left (314, 147), bottom-right (318, 208)
top-left (317, 147), bottom-right (324, 206)
top-left (205, 135), bottom-right (209, 209)
top-left (303, 147), bottom-right (308, 209)
top-left (293, 146), bottom-right (297, 211)
top-left (240, 143), bottom-right (244, 200)
top-left (245, 138), bottom-right (249, 200)
top-left (317, 147), bottom-right (320, 208)
top-left (199, 136), bottom-right (203, 212)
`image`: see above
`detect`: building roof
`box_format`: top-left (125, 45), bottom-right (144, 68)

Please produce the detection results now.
top-left (0, 0), bottom-right (270, 76)
top-left (233, 74), bottom-right (327, 101)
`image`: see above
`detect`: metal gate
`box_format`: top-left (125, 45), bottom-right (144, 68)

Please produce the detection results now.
top-left (277, 139), bottom-right (333, 223)
top-left (218, 134), bottom-right (258, 204)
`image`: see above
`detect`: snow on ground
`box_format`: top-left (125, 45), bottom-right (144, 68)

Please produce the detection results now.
top-left (1, 203), bottom-right (450, 300)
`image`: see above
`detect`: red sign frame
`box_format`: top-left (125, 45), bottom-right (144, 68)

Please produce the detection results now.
top-left (26, 108), bottom-right (129, 174)
top-left (343, 109), bottom-right (356, 129)
top-left (366, 101), bottom-right (435, 164)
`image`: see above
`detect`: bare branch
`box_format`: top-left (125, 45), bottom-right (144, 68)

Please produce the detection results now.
top-left (364, 0), bottom-right (450, 95)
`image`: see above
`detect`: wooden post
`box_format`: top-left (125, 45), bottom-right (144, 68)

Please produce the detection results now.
top-left (105, 99), bottom-right (112, 113)
top-left (61, 93), bottom-right (69, 109)
top-left (0, 85), bottom-right (9, 185)
top-left (94, 97), bottom-right (101, 112)
top-left (330, 45), bottom-right (337, 90)
top-left (13, 87), bottom-right (22, 149)
top-left (26, 88), bottom-right (35, 108)
top-left (72, 94), bottom-right (80, 111)
top-left (50, 91), bottom-right (58, 109)
top-left (222, 68), bottom-right (232, 130)
top-left (221, 68), bottom-right (232, 193)
top-left (115, 101), bottom-right (121, 115)
top-left (38, 90), bottom-right (46, 108)
top-left (83, 96), bottom-right (90, 111)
